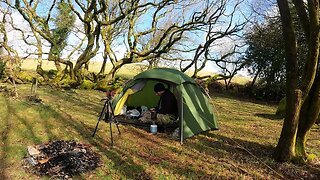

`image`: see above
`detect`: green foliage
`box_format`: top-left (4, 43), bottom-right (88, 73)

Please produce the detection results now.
top-left (306, 154), bottom-right (317, 162)
top-left (245, 15), bottom-right (307, 101)
top-left (56, 1), bottom-right (75, 29)
top-left (52, 1), bottom-right (76, 56)
top-left (80, 80), bottom-right (95, 90)
top-left (0, 60), bottom-right (6, 79)
top-left (245, 18), bottom-right (286, 89)
top-left (250, 82), bottom-right (286, 102)
top-left (111, 76), bottom-right (125, 89)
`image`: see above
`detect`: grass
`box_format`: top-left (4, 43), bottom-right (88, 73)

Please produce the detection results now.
top-left (20, 59), bottom-right (252, 84)
top-left (20, 59), bottom-right (144, 79)
top-left (0, 83), bottom-right (319, 179)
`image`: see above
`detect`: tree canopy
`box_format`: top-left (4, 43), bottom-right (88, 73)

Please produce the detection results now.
top-left (1, 0), bottom-right (248, 86)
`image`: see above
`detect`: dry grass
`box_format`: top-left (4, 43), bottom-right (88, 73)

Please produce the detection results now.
top-left (0, 83), bottom-right (319, 179)
top-left (20, 59), bottom-right (251, 84)
top-left (20, 59), bottom-right (144, 78)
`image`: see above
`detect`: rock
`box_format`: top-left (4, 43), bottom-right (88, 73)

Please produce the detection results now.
top-left (27, 146), bottom-right (41, 156)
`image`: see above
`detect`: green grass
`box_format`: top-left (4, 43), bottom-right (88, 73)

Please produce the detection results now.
top-left (0, 83), bottom-right (319, 179)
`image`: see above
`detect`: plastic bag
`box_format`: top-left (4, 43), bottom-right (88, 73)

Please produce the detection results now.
top-left (126, 109), bottom-right (140, 119)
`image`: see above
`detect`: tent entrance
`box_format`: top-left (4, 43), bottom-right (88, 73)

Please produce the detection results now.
top-left (126, 80), bottom-right (162, 109)
top-left (114, 79), bottom-right (178, 115)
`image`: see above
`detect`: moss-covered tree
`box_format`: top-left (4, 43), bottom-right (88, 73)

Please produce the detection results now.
top-left (14, 0), bottom-right (75, 83)
top-left (0, 6), bottom-right (21, 97)
top-left (275, 0), bottom-right (319, 162)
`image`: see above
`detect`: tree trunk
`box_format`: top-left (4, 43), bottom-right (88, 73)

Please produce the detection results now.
top-left (84, 62), bottom-right (89, 70)
top-left (109, 65), bottom-right (120, 79)
top-left (73, 62), bottom-right (84, 84)
top-left (8, 58), bottom-right (18, 97)
top-left (54, 59), bottom-right (62, 72)
top-left (36, 64), bottom-right (49, 81)
top-left (250, 67), bottom-right (262, 88)
top-left (274, 90), bottom-right (302, 161)
top-left (32, 29), bottom-right (49, 81)
top-left (98, 56), bottom-right (107, 75)
top-left (35, 51), bottom-right (49, 81)
top-left (275, 0), bottom-right (319, 163)
top-left (68, 63), bottom-right (75, 80)
top-left (296, 78), bottom-right (320, 160)
top-left (274, 0), bottom-right (300, 162)
top-left (73, 26), bottom-right (100, 85)
top-left (48, 47), bottom-right (62, 74)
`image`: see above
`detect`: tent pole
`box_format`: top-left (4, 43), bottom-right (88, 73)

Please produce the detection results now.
top-left (180, 90), bottom-right (184, 144)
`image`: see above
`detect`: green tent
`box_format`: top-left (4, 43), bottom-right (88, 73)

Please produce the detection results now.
top-left (111, 68), bottom-right (218, 142)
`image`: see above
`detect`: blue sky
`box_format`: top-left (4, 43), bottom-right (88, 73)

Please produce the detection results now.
top-left (1, 0), bottom-right (259, 76)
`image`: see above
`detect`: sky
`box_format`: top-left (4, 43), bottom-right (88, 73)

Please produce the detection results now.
top-left (0, 0), bottom-right (268, 77)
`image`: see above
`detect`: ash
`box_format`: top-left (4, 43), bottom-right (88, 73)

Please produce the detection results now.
top-left (23, 140), bottom-right (102, 179)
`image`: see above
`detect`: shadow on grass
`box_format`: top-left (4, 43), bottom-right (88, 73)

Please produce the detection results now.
top-left (195, 132), bottom-right (275, 159)
top-left (0, 98), bottom-right (11, 180)
top-left (4, 87), bottom-right (318, 179)
top-left (49, 89), bottom-right (319, 179)
top-left (126, 127), bottom-right (216, 178)
top-left (125, 128), bottom-right (277, 178)
top-left (255, 113), bottom-right (284, 121)
top-left (188, 132), bottom-right (320, 179)
top-left (46, 90), bottom-right (103, 115)
top-left (0, 89), bottom-right (151, 179)
top-left (38, 90), bottom-right (153, 179)
top-left (1, 97), bottom-right (47, 178)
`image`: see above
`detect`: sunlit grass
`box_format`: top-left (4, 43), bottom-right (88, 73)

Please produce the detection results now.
top-left (0, 83), bottom-right (319, 179)
top-left (21, 59), bottom-right (251, 83)
top-left (21, 59), bottom-right (144, 79)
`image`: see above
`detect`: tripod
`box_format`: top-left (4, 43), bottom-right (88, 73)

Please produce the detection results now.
top-left (92, 97), bottom-right (121, 146)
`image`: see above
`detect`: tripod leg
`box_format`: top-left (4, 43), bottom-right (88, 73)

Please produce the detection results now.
top-left (92, 120), bottom-right (100, 137)
top-left (92, 100), bottom-right (108, 137)
top-left (116, 123), bottom-right (121, 135)
top-left (109, 122), bottom-right (113, 146)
